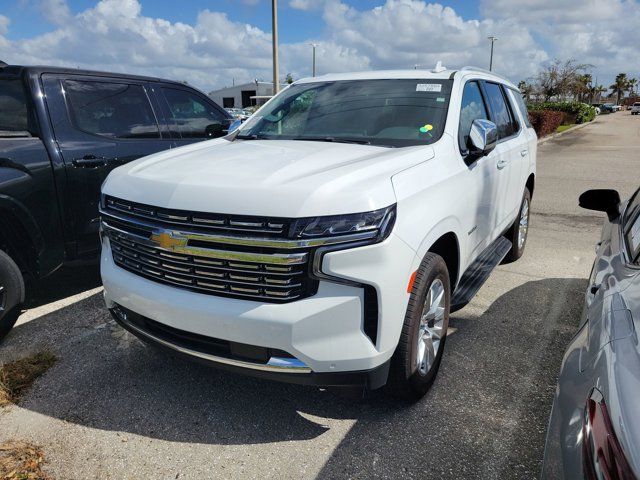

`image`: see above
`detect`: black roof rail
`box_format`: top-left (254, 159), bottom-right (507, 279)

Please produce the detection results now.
top-left (0, 60), bottom-right (7, 68)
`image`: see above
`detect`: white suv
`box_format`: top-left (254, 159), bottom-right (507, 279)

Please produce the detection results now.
top-left (631, 102), bottom-right (640, 115)
top-left (100, 66), bottom-right (536, 399)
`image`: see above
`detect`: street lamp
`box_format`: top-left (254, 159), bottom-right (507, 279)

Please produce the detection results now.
top-left (487, 36), bottom-right (498, 71)
top-left (272, 0), bottom-right (280, 95)
top-left (309, 43), bottom-right (318, 77)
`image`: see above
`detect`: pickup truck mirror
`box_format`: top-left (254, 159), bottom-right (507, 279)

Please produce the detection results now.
top-left (468, 119), bottom-right (498, 159)
top-left (205, 123), bottom-right (225, 138)
top-left (579, 189), bottom-right (621, 221)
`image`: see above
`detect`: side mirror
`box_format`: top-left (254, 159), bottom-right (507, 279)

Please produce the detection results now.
top-left (468, 119), bottom-right (498, 159)
top-left (579, 189), bottom-right (621, 221)
top-left (205, 123), bottom-right (225, 138)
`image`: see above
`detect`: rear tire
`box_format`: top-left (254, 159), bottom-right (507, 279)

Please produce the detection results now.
top-left (503, 188), bottom-right (531, 263)
top-left (388, 253), bottom-right (450, 401)
top-left (0, 249), bottom-right (25, 341)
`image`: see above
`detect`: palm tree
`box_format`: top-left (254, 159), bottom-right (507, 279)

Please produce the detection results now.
top-left (610, 73), bottom-right (629, 104)
top-left (628, 77), bottom-right (638, 97)
top-left (574, 73), bottom-right (592, 102)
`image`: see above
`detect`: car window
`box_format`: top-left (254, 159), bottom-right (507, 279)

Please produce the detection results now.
top-left (0, 78), bottom-right (29, 133)
top-left (65, 80), bottom-right (160, 139)
top-left (458, 81), bottom-right (488, 151)
top-left (507, 88), bottom-right (531, 128)
top-left (626, 212), bottom-right (640, 264)
top-left (162, 87), bottom-right (227, 138)
top-left (483, 82), bottom-right (517, 139)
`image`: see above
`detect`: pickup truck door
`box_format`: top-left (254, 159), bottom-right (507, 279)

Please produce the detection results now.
top-left (153, 84), bottom-right (232, 147)
top-left (41, 74), bottom-right (174, 257)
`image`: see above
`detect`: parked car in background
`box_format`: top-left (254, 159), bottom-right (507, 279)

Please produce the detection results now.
top-left (542, 187), bottom-right (640, 479)
top-left (100, 66), bottom-right (536, 400)
top-left (0, 64), bottom-right (233, 340)
top-left (631, 102), bottom-right (640, 115)
top-left (601, 103), bottom-right (617, 113)
top-left (225, 108), bottom-right (252, 121)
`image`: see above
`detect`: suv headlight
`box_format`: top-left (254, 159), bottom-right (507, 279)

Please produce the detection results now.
top-left (290, 205), bottom-right (396, 243)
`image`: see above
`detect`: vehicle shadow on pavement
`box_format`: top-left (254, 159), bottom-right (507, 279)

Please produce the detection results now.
top-left (2, 277), bottom-right (585, 467)
top-left (26, 265), bottom-right (101, 309)
top-left (314, 277), bottom-right (586, 480)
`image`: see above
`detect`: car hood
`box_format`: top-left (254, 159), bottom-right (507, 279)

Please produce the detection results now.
top-left (102, 138), bottom-right (434, 217)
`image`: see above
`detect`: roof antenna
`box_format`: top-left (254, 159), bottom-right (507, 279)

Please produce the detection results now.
top-left (431, 60), bottom-right (446, 73)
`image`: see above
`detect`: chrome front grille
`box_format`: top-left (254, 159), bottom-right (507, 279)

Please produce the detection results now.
top-left (101, 197), bottom-right (317, 303)
top-left (104, 196), bottom-right (290, 236)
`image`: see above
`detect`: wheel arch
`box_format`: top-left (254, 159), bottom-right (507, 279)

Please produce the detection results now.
top-left (526, 173), bottom-right (535, 199)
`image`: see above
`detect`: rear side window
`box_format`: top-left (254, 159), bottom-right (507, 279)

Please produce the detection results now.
top-left (508, 88), bottom-right (532, 128)
top-left (0, 78), bottom-right (29, 132)
top-left (161, 87), bottom-right (227, 138)
top-left (458, 81), bottom-right (488, 151)
top-left (483, 82), bottom-right (518, 139)
top-left (65, 80), bottom-right (160, 139)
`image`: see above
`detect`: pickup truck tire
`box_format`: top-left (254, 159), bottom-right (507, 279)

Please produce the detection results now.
top-left (0, 249), bottom-right (25, 341)
top-left (388, 253), bottom-right (450, 401)
top-left (503, 188), bottom-right (531, 263)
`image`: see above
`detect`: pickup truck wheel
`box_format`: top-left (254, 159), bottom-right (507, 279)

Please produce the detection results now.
top-left (0, 249), bottom-right (25, 341)
top-left (503, 188), bottom-right (531, 263)
top-left (388, 253), bottom-right (450, 401)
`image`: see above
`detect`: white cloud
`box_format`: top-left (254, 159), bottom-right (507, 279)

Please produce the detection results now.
top-left (0, 0), bottom-right (636, 92)
top-left (0, 15), bottom-right (9, 37)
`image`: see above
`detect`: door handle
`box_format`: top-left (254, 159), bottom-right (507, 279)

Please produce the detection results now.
top-left (496, 159), bottom-right (508, 170)
top-left (520, 149), bottom-right (528, 157)
top-left (72, 155), bottom-right (108, 168)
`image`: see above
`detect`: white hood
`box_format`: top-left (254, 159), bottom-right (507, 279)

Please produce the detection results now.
top-left (102, 138), bottom-right (434, 217)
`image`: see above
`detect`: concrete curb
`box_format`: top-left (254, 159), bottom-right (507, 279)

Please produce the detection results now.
top-left (537, 119), bottom-right (597, 145)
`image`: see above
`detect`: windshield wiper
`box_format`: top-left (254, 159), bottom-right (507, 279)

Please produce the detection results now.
top-left (292, 136), bottom-right (371, 145)
top-left (235, 133), bottom-right (272, 140)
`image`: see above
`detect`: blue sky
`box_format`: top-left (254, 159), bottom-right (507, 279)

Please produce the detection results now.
top-left (3, 1), bottom-right (482, 42)
top-left (0, 0), bottom-right (637, 91)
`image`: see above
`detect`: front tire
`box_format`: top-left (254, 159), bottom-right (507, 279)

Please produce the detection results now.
top-left (389, 253), bottom-right (450, 401)
top-left (503, 188), bottom-right (531, 263)
top-left (0, 249), bottom-right (25, 341)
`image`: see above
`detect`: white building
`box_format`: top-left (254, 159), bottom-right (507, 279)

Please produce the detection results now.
top-left (208, 81), bottom-right (286, 109)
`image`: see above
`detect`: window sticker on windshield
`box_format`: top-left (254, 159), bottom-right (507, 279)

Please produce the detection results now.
top-left (416, 83), bottom-right (442, 92)
top-left (436, 97), bottom-right (445, 102)
top-left (419, 124), bottom-right (434, 137)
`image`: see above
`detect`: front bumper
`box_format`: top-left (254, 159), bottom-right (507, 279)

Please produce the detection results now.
top-left (109, 304), bottom-right (390, 388)
top-left (101, 232), bottom-right (416, 384)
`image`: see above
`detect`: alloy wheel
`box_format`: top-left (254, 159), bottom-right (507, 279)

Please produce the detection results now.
top-left (416, 278), bottom-right (446, 375)
top-left (518, 197), bottom-right (529, 250)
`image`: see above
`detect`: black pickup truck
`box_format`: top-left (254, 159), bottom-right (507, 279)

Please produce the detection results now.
top-left (0, 64), bottom-right (233, 339)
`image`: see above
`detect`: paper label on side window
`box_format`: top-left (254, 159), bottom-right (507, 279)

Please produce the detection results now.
top-left (416, 83), bottom-right (442, 92)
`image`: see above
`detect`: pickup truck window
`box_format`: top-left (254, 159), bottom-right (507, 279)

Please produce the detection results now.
top-left (483, 82), bottom-right (518, 139)
top-left (237, 79), bottom-right (453, 148)
top-left (64, 80), bottom-right (160, 139)
top-left (0, 78), bottom-right (29, 134)
top-left (162, 87), bottom-right (227, 138)
top-left (458, 81), bottom-right (488, 151)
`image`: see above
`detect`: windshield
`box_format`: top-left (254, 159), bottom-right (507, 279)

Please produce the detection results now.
top-left (237, 79), bottom-right (452, 147)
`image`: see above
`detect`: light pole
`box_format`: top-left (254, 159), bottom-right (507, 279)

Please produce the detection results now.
top-left (487, 36), bottom-right (498, 71)
top-left (309, 43), bottom-right (318, 77)
top-left (272, 0), bottom-right (280, 95)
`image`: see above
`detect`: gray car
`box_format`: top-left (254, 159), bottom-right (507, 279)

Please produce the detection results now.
top-left (542, 187), bottom-right (640, 479)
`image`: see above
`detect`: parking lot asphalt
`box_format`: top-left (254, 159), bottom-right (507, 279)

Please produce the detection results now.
top-left (1, 112), bottom-right (639, 480)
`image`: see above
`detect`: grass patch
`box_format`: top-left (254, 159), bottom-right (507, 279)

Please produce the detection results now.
top-left (556, 124), bottom-right (575, 133)
top-left (0, 352), bottom-right (57, 407)
top-left (0, 440), bottom-right (52, 480)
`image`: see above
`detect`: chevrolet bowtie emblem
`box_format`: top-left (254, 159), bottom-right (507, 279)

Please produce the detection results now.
top-left (150, 230), bottom-right (188, 250)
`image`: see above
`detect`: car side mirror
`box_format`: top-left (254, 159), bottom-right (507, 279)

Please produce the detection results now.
top-left (205, 123), bottom-right (225, 138)
top-left (579, 189), bottom-right (621, 221)
top-left (467, 119), bottom-right (498, 160)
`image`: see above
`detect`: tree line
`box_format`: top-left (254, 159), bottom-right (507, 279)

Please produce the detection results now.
top-left (518, 59), bottom-right (637, 104)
